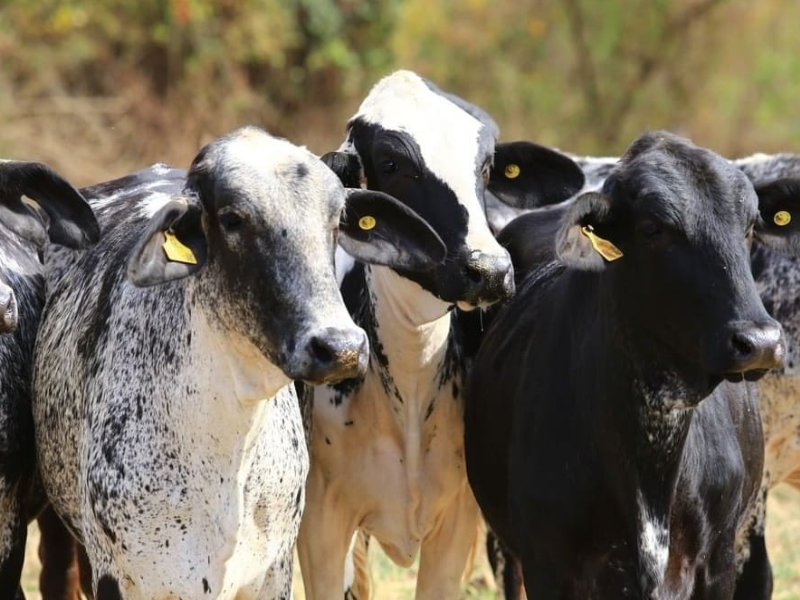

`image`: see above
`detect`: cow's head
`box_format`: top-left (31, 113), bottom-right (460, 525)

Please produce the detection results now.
top-left (128, 127), bottom-right (445, 385)
top-left (0, 160), bottom-right (100, 333)
top-left (555, 131), bottom-right (783, 384)
top-left (324, 70), bottom-right (584, 309)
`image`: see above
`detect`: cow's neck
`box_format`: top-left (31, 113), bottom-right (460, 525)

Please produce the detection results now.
top-left (594, 280), bottom-right (702, 589)
top-left (365, 265), bottom-right (455, 421)
top-left (190, 305), bottom-right (290, 407)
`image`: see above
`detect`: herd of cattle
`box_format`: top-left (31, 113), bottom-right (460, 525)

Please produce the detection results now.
top-left (0, 69), bottom-right (799, 599)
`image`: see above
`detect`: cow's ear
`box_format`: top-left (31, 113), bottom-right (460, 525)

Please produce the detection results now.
top-left (754, 178), bottom-right (800, 255)
top-left (127, 196), bottom-right (208, 287)
top-left (489, 142), bottom-right (585, 210)
top-left (339, 189), bottom-right (446, 272)
top-left (0, 161), bottom-right (99, 248)
top-left (321, 151), bottom-right (364, 189)
top-left (555, 192), bottom-right (620, 271)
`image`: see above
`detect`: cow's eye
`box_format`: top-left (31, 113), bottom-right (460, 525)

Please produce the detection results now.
top-left (639, 221), bottom-right (663, 238)
top-left (380, 159), bottom-right (398, 175)
top-left (219, 211), bottom-right (244, 230)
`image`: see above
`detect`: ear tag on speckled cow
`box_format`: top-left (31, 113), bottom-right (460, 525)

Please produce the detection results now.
top-left (504, 163), bottom-right (521, 179)
top-left (358, 215), bottom-right (377, 231)
top-left (581, 225), bottom-right (623, 262)
top-left (162, 230), bottom-right (197, 265)
top-left (774, 210), bottom-right (792, 226)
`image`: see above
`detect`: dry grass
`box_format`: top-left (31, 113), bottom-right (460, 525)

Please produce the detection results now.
top-left (20, 484), bottom-right (800, 599)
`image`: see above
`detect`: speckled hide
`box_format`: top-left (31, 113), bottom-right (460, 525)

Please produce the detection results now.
top-left (32, 128), bottom-right (377, 600)
top-left (0, 229), bottom-right (46, 598)
top-left (0, 160), bottom-right (99, 600)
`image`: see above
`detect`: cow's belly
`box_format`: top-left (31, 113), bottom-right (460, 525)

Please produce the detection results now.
top-left (759, 372), bottom-right (800, 488)
top-left (312, 385), bottom-right (468, 566)
top-left (84, 387), bottom-right (307, 599)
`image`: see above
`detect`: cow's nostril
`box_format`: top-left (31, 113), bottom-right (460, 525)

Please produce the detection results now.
top-left (464, 264), bottom-right (484, 284)
top-left (730, 332), bottom-right (755, 360)
top-left (309, 337), bottom-right (334, 365)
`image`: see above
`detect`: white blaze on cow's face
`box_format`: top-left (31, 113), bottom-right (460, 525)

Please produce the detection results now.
top-left (343, 70), bottom-right (513, 309)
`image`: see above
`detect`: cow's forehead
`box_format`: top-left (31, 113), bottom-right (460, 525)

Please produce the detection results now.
top-left (615, 144), bottom-right (758, 220)
top-left (352, 71), bottom-right (492, 173)
top-left (212, 128), bottom-right (343, 209)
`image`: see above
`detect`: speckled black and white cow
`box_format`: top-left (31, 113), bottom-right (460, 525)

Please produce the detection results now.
top-left (31, 126), bottom-right (447, 600)
top-left (0, 160), bottom-right (99, 600)
top-left (487, 148), bottom-right (800, 600)
top-left (296, 70), bottom-right (585, 600)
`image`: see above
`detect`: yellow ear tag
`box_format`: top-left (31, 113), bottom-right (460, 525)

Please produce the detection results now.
top-left (504, 163), bottom-right (521, 179)
top-left (358, 215), bottom-right (377, 231)
top-left (581, 225), bottom-right (623, 262)
top-left (162, 231), bottom-right (198, 265)
top-left (774, 210), bottom-right (792, 226)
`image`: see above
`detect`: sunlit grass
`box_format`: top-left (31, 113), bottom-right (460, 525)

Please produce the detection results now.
top-left (22, 485), bottom-right (800, 599)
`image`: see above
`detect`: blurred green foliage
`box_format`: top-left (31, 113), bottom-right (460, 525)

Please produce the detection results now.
top-left (1, 0), bottom-right (800, 182)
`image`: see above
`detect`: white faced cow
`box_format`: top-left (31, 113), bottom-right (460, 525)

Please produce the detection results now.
top-left (0, 160), bottom-right (99, 600)
top-left (297, 70), bottom-right (585, 600)
top-left (32, 126), bottom-right (446, 600)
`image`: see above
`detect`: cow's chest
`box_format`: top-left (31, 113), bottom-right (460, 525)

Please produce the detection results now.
top-left (85, 385), bottom-right (308, 599)
top-left (312, 370), bottom-right (468, 564)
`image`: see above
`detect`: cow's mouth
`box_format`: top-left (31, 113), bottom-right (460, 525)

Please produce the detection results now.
top-left (722, 369), bottom-right (770, 383)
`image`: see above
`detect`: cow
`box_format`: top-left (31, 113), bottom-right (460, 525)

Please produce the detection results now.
top-left (492, 150), bottom-right (800, 600)
top-left (465, 131), bottom-right (787, 599)
top-left (296, 69), bottom-right (586, 600)
top-left (31, 126), bottom-right (449, 600)
top-left (0, 160), bottom-right (99, 600)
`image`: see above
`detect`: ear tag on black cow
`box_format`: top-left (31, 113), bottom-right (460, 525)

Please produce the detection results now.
top-left (162, 230), bottom-right (198, 265)
top-left (774, 210), bottom-right (792, 226)
top-left (504, 164), bottom-right (521, 179)
top-left (358, 215), bottom-right (377, 231)
top-left (581, 225), bottom-right (623, 262)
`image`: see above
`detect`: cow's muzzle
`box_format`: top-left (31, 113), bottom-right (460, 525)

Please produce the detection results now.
top-left (457, 250), bottom-right (515, 310)
top-left (288, 326), bottom-right (369, 385)
top-left (0, 285), bottom-right (17, 335)
top-left (716, 320), bottom-right (784, 381)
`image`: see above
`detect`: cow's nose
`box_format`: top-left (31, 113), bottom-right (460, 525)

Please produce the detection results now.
top-left (297, 327), bottom-right (368, 385)
top-left (725, 321), bottom-right (784, 376)
top-left (0, 285), bottom-right (18, 334)
top-left (463, 250), bottom-right (515, 304)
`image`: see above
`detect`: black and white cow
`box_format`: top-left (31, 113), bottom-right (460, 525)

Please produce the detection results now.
top-left (296, 70), bottom-right (585, 600)
top-left (31, 126), bottom-right (448, 600)
top-left (492, 150), bottom-right (800, 600)
top-left (465, 131), bottom-right (786, 599)
top-left (0, 160), bottom-right (99, 600)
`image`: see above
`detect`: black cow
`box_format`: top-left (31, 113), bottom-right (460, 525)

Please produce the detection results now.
top-left (495, 152), bottom-right (800, 600)
top-left (465, 131), bottom-right (786, 599)
top-left (0, 161), bottom-right (99, 600)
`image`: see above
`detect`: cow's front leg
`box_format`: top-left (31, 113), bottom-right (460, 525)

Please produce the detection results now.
top-left (297, 476), bottom-right (356, 600)
top-left (255, 545), bottom-right (295, 600)
top-left (415, 486), bottom-right (481, 600)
